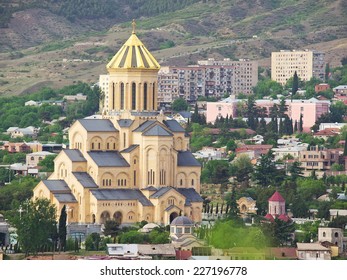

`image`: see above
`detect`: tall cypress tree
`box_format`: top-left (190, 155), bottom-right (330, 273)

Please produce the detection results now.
top-left (299, 114), bottom-right (303, 132)
top-left (58, 205), bottom-right (67, 252)
top-left (294, 120), bottom-right (298, 133)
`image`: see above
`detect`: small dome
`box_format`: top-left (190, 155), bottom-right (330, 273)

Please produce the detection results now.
top-left (138, 223), bottom-right (159, 233)
top-left (0, 214), bottom-right (4, 221)
top-left (143, 223), bottom-right (159, 230)
top-left (171, 216), bottom-right (194, 226)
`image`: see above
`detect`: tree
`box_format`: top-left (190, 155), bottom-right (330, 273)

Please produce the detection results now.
top-left (58, 205), bottom-right (67, 252)
top-left (288, 161), bottom-right (304, 181)
top-left (261, 218), bottom-right (295, 247)
top-left (292, 71), bottom-right (299, 98)
top-left (299, 114), bottom-right (303, 133)
top-left (252, 150), bottom-right (278, 187)
top-left (85, 232), bottom-right (102, 251)
top-left (201, 160), bottom-right (231, 184)
top-left (230, 154), bottom-right (253, 188)
top-left (103, 220), bottom-right (120, 242)
top-left (171, 98), bottom-right (188, 112)
top-left (8, 198), bottom-right (57, 256)
top-left (38, 154), bottom-right (57, 172)
top-left (191, 103), bottom-right (200, 124)
top-left (226, 184), bottom-right (240, 221)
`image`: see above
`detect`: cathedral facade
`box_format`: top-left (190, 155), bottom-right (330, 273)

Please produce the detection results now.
top-left (33, 24), bottom-right (203, 226)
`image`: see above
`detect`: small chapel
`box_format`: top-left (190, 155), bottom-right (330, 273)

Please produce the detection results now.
top-left (33, 21), bottom-right (203, 226)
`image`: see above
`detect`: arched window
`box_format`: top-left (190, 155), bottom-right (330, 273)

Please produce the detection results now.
top-left (120, 83), bottom-right (125, 110)
top-left (323, 232), bottom-right (326, 237)
top-left (335, 232), bottom-right (339, 238)
top-left (152, 82), bottom-right (155, 110)
top-left (191, 179), bottom-right (194, 186)
top-left (143, 83), bottom-right (148, 110)
top-left (132, 82), bottom-right (136, 110)
top-left (180, 179), bottom-right (183, 186)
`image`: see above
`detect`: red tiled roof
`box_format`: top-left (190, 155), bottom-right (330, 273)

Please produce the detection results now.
top-left (209, 128), bottom-right (256, 135)
top-left (264, 214), bottom-right (274, 222)
top-left (314, 128), bottom-right (340, 136)
top-left (176, 250), bottom-right (192, 260)
top-left (268, 191), bottom-right (285, 202)
top-left (278, 214), bottom-right (290, 222)
top-left (236, 144), bottom-right (273, 152)
top-left (268, 247), bottom-right (297, 259)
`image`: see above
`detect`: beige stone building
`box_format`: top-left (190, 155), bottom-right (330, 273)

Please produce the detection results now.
top-left (33, 25), bottom-right (203, 227)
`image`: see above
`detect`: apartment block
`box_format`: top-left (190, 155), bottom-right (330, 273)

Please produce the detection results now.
top-left (298, 146), bottom-right (341, 176)
top-left (271, 50), bottom-right (325, 85)
top-left (157, 58), bottom-right (258, 106)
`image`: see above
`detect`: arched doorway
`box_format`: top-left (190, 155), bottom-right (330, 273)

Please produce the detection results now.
top-left (113, 211), bottom-right (122, 224)
top-left (100, 211), bottom-right (110, 224)
top-left (169, 212), bottom-right (179, 223)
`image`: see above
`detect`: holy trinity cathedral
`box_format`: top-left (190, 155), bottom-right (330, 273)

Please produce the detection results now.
top-left (33, 22), bottom-right (203, 226)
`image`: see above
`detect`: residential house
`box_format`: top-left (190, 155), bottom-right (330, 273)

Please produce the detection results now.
top-left (296, 243), bottom-right (331, 260)
top-left (173, 111), bottom-right (191, 125)
top-left (329, 209), bottom-right (347, 220)
top-left (106, 243), bottom-right (175, 260)
top-left (26, 151), bottom-right (56, 168)
top-left (298, 146), bottom-right (341, 177)
top-left (319, 123), bottom-right (346, 131)
top-left (64, 93), bottom-right (87, 102)
top-left (272, 144), bottom-right (308, 161)
top-left (313, 128), bottom-right (340, 140)
top-left (318, 227), bottom-right (346, 255)
top-left (315, 83), bottom-right (330, 93)
top-left (333, 85), bottom-right (347, 104)
top-left (6, 126), bottom-right (39, 139)
top-left (193, 146), bottom-right (226, 161)
top-left (266, 247), bottom-right (297, 260)
top-left (0, 142), bottom-right (31, 153)
top-left (235, 144), bottom-right (273, 160)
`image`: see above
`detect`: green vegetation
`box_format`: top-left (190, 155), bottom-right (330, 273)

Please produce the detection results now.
top-left (7, 198), bottom-right (57, 256)
top-left (0, 82), bottom-right (100, 134)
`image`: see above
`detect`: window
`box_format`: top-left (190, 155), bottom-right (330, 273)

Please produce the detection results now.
top-left (144, 83), bottom-right (148, 110)
top-left (132, 83), bottom-right (136, 110)
top-left (120, 83), bottom-right (124, 110)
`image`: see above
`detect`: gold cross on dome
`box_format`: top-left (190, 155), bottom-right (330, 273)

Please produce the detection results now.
top-left (132, 19), bottom-right (136, 34)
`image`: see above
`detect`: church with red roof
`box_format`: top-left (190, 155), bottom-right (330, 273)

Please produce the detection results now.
top-left (264, 191), bottom-right (291, 222)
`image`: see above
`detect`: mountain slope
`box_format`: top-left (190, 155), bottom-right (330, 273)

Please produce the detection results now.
top-left (0, 0), bottom-right (346, 95)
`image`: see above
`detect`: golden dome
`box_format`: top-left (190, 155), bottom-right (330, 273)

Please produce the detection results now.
top-left (107, 21), bottom-right (160, 71)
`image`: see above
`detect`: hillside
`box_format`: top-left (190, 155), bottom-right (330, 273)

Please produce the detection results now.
top-left (0, 0), bottom-right (346, 95)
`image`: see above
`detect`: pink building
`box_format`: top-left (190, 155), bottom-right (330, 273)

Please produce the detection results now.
top-left (288, 98), bottom-right (330, 132)
top-left (206, 97), bottom-right (330, 132)
top-left (206, 97), bottom-right (238, 124)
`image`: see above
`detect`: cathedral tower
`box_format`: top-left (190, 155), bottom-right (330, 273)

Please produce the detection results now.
top-left (104, 20), bottom-right (160, 113)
